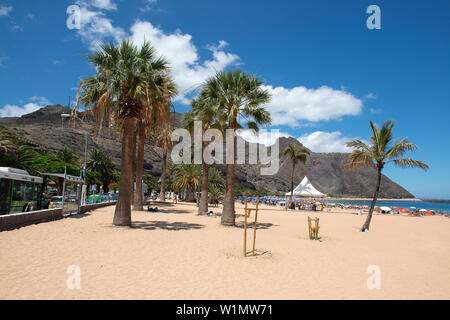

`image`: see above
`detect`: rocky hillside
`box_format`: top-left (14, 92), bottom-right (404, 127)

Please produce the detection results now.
top-left (1, 105), bottom-right (414, 198)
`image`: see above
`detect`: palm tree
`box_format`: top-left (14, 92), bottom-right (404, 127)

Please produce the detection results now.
top-left (87, 149), bottom-right (115, 193)
top-left (155, 122), bottom-right (174, 203)
top-left (280, 143), bottom-right (310, 208)
top-left (79, 40), bottom-right (167, 226)
top-left (208, 185), bottom-right (224, 207)
top-left (133, 70), bottom-right (176, 211)
top-left (202, 70), bottom-right (272, 226)
top-left (208, 167), bottom-right (225, 190)
top-left (182, 94), bottom-right (220, 215)
top-left (346, 121), bottom-right (429, 232)
top-left (57, 148), bottom-right (80, 167)
top-left (172, 164), bottom-right (200, 202)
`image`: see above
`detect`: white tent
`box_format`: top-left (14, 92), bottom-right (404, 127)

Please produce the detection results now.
top-left (286, 176), bottom-right (326, 197)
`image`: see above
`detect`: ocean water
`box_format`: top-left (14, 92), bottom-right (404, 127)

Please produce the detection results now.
top-left (323, 199), bottom-right (450, 214)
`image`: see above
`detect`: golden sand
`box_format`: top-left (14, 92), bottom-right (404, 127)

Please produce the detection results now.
top-left (0, 202), bottom-right (449, 300)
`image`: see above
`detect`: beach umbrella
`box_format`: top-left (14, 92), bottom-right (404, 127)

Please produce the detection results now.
top-left (426, 211), bottom-right (433, 216)
top-left (410, 207), bottom-right (416, 210)
top-left (396, 207), bottom-right (403, 210)
top-left (419, 209), bottom-right (427, 212)
top-left (380, 206), bottom-right (392, 212)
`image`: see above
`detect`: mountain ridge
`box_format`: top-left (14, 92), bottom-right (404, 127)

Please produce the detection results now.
top-left (0, 105), bottom-right (414, 198)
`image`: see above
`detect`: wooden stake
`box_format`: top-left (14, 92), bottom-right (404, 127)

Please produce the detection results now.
top-left (308, 217), bottom-right (311, 240)
top-left (316, 218), bottom-right (320, 240)
top-left (244, 196), bottom-right (248, 257)
top-left (252, 196), bottom-right (259, 256)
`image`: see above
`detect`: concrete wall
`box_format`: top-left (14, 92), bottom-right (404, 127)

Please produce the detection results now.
top-left (0, 201), bottom-right (117, 232)
top-left (80, 201), bottom-right (117, 214)
top-left (0, 208), bottom-right (63, 231)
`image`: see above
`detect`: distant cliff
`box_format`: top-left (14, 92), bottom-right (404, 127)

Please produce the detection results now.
top-left (1, 105), bottom-right (414, 198)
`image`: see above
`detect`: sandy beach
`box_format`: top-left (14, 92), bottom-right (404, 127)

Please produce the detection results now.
top-left (0, 202), bottom-right (449, 300)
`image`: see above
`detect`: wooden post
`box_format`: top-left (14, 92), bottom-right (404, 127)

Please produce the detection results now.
top-left (308, 217), bottom-right (311, 239)
top-left (252, 196), bottom-right (259, 255)
top-left (243, 196), bottom-right (248, 257)
top-left (316, 218), bottom-right (319, 240)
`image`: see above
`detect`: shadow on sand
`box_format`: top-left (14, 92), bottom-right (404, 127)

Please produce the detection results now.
top-left (66, 213), bottom-right (92, 219)
top-left (131, 221), bottom-right (205, 231)
top-left (234, 222), bottom-right (278, 230)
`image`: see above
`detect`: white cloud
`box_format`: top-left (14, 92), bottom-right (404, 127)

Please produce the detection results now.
top-left (52, 60), bottom-right (62, 65)
top-left (0, 103), bottom-right (41, 118)
top-left (298, 131), bottom-right (356, 153)
top-left (140, 0), bottom-right (158, 13)
top-left (237, 129), bottom-right (292, 147)
top-left (78, 0), bottom-right (117, 10)
top-left (370, 108), bottom-right (383, 114)
top-left (262, 85), bottom-right (363, 127)
top-left (0, 97), bottom-right (52, 118)
top-left (130, 21), bottom-right (240, 103)
top-left (75, 0), bottom-right (125, 50)
top-left (29, 96), bottom-right (52, 106)
top-left (0, 5), bottom-right (13, 16)
top-left (71, 3), bottom-right (363, 127)
top-left (10, 24), bottom-right (23, 31)
top-left (365, 93), bottom-right (376, 99)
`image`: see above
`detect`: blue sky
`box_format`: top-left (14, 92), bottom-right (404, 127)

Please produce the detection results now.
top-left (0, 0), bottom-right (449, 198)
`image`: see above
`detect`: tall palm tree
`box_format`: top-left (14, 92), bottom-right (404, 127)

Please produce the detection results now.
top-left (202, 70), bottom-right (272, 226)
top-left (134, 71), bottom-right (176, 210)
top-left (182, 94), bottom-right (220, 215)
top-left (79, 40), bottom-right (166, 227)
top-left (346, 121), bottom-right (429, 232)
top-left (155, 124), bottom-right (174, 203)
top-left (87, 149), bottom-right (115, 193)
top-left (280, 143), bottom-right (310, 207)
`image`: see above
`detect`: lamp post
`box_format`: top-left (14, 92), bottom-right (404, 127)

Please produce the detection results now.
top-left (61, 113), bottom-right (89, 205)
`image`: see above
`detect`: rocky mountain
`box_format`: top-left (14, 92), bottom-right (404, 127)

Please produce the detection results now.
top-left (1, 105), bottom-right (414, 198)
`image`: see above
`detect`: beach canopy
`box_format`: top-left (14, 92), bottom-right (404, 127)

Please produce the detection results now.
top-left (380, 206), bottom-right (392, 212)
top-left (286, 176), bottom-right (326, 197)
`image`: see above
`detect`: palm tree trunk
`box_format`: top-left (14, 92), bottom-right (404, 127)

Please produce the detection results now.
top-left (222, 162), bottom-right (236, 226)
top-left (362, 168), bottom-right (382, 232)
top-left (160, 148), bottom-right (168, 202)
top-left (289, 162), bottom-right (296, 210)
top-left (103, 181), bottom-right (110, 194)
top-left (113, 118), bottom-right (137, 227)
top-left (131, 127), bottom-right (137, 205)
top-left (187, 185), bottom-right (194, 202)
top-left (133, 123), bottom-right (145, 211)
top-left (222, 122), bottom-right (237, 226)
top-left (198, 161), bottom-right (209, 215)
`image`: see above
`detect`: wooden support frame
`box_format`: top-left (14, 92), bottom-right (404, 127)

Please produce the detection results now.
top-left (308, 217), bottom-right (320, 240)
top-left (243, 196), bottom-right (260, 257)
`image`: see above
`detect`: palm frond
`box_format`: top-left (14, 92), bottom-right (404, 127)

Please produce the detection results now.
top-left (392, 158), bottom-right (430, 170)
